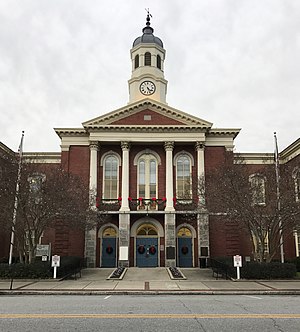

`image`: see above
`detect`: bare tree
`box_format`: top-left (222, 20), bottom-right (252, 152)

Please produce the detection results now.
top-left (2, 161), bottom-right (98, 264)
top-left (205, 153), bottom-right (300, 262)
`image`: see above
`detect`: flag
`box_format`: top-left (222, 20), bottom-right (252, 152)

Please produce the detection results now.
top-left (274, 132), bottom-right (280, 180)
top-left (18, 131), bottom-right (25, 159)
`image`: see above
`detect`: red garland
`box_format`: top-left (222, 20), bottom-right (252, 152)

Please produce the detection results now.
top-left (138, 245), bottom-right (145, 254)
top-left (149, 246), bottom-right (156, 255)
top-left (106, 246), bottom-right (113, 254)
top-left (181, 246), bottom-right (189, 255)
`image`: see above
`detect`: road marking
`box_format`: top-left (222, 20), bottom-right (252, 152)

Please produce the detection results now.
top-left (104, 296), bottom-right (111, 300)
top-left (242, 295), bottom-right (262, 300)
top-left (0, 314), bottom-right (300, 319)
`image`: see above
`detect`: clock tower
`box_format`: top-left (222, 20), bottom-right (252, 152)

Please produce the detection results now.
top-left (128, 13), bottom-right (168, 104)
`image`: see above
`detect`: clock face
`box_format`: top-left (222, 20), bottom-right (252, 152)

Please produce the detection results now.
top-left (140, 81), bottom-right (156, 95)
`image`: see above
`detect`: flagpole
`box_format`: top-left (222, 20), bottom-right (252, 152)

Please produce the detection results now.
top-left (274, 132), bottom-right (284, 263)
top-left (8, 131), bottom-right (24, 265)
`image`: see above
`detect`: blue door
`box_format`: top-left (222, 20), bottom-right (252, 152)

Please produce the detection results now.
top-left (101, 237), bottom-right (117, 267)
top-left (136, 238), bottom-right (158, 267)
top-left (178, 237), bottom-right (193, 267)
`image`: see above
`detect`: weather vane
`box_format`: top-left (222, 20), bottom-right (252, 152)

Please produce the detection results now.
top-left (145, 8), bottom-right (152, 18)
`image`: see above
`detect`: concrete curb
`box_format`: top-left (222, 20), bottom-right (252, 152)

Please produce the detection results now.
top-left (1, 289), bottom-right (300, 296)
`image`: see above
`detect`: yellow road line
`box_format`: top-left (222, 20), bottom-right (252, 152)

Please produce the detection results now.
top-left (0, 314), bottom-right (300, 319)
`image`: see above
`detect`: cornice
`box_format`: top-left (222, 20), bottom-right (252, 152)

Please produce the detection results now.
top-left (82, 99), bottom-right (213, 128)
top-left (0, 142), bottom-right (15, 156)
top-left (23, 152), bottom-right (61, 164)
top-left (236, 153), bottom-right (275, 165)
top-left (87, 125), bottom-right (210, 132)
top-left (207, 128), bottom-right (241, 139)
top-left (54, 128), bottom-right (88, 138)
top-left (279, 138), bottom-right (300, 163)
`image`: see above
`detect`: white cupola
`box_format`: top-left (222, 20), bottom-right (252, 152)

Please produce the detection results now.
top-left (128, 13), bottom-right (168, 104)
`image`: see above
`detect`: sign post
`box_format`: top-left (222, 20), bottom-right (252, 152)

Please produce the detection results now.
top-left (51, 255), bottom-right (60, 279)
top-left (233, 255), bottom-right (242, 280)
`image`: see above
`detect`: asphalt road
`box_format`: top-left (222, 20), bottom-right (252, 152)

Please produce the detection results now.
top-left (0, 295), bottom-right (300, 331)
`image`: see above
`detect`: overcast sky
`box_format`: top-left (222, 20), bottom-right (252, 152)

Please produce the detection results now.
top-left (1, 0), bottom-right (299, 153)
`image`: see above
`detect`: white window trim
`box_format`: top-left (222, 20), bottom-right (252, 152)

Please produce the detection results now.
top-left (137, 153), bottom-right (158, 199)
top-left (174, 152), bottom-right (194, 200)
top-left (249, 173), bottom-right (266, 206)
top-left (292, 167), bottom-right (300, 202)
top-left (101, 152), bottom-right (120, 200)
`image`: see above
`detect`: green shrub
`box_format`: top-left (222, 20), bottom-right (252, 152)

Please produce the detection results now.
top-left (0, 256), bottom-right (83, 279)
top-left (288, 257), bottom-right (300, 272)
top-left (211, 257), bottom-right (297, 279)
top-left (241, 262), bottom-right (296, 279)
top-left (0, 261), bottom-right (52, 279)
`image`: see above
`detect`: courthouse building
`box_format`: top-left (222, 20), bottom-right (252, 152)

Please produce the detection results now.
top-left (1, 15), bottom-right (300, 267)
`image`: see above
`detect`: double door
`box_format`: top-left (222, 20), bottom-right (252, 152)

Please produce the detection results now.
top-left (136, 238), bottom-right (158, 267)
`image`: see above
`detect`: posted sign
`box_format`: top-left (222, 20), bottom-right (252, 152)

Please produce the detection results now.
top-left (233, 255), bottom-right (242, 267)
top-left (51, 255), bottom-right (60, 267)
top-left (233, 255), bottom-right (242, 280)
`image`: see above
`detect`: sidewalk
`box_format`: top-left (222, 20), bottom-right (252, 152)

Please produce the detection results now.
top-left (1, 268), bottom-right (300, 295)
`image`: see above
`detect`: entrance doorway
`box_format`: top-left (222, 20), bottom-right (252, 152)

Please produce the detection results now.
top-left (101, 226), bottom-right (117, 267)
top-left (177, 227), bottom-right (193, 267)
top-left (136, 224), bottom-right (158, 267)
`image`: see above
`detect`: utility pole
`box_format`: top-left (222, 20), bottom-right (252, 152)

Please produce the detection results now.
top-left (8, 131), bottom-right (24, 265)
top-left (274, 132), bottom-right (284, 263)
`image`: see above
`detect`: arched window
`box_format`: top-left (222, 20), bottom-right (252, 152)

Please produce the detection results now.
top-left (249, 174), bottom-right (266, 205)
top-left (103, 227), bottom-right (117, 238)
top-left (176, 154), bottom-right (192, 199)
top-left (138, 154), bottom-right (157, 199)
top-left (137, 224), bottom-right (158, 236)
top-left (134, 54), bottom-right (139, 69)
top-left (144, 52), bottom-right (151, 66)
top-left (103, 155), bottom-right (119, 199)
top-left (177, 227), bottom-right (192, 237)
top-left (157, 55), bottom-right (161, 69)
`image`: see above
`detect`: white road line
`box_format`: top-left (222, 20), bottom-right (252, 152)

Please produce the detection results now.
top-left (242, 295), bottom-right (262, 300)
top-left (104, 295), bottom-right (111, 300)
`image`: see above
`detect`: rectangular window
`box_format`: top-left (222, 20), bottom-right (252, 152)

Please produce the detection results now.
top-left (176, 155), bottom-right (192, 200)
top-left (250, 175), bottom-right (266, 205)
top-left (296, 177), bottom-right (300, 202)
top-left (297, 233), bottom-right (300, 257)
top-left (138, 155), bottom-right (157, 208)
top-left (103, 156), bottom-right (118, 199)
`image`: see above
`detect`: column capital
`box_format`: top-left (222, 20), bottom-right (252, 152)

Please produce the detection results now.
top-left (89, 141), bottom-right (99, 151)
top-left (164, 141), bottom-right (174, 151)
top-left (195, 142), bottom-right (205, 151)
top-left (121, 141), bottom-right (130, 151)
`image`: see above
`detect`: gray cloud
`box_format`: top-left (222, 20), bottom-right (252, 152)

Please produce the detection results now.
top-left (0, 0), bottom-right (299, 152)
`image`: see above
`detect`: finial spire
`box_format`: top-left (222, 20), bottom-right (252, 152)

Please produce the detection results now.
top-left (143, 8), bottom-right (154, 34)
top-left (145, 8), bottom-right (152, 27)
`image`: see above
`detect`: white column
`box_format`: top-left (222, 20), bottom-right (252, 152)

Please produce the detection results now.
top-left (120, 141), bottom-right (130, 211)
top-left (295, 231), bottom-right (299, 257)
top-left (195, 142), bottom-right (209, 267)
top-left (89, 141), bottom-right (99, 205)
top-left (119, 141), bottom-right (130, 267)
top-left (85, 141), bottom-right (99, 268)
top-left (164, 141), bottom-right (174, 211)
top-left (196, 142), bottom-right (205, 178)
top-left (164, 141), bottom-right (176, 267)
top-left (196, 142), bottom-right (205, 207)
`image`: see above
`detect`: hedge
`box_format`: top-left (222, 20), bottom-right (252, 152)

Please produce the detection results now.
top-left (0, 256), bottom-right (83, 279)
top-left (287, 257), bottom-right (300, 272)
top-left (241, 262), bottom-right (296, 279)
top-left (212, 257), bottom-right (297, 279)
